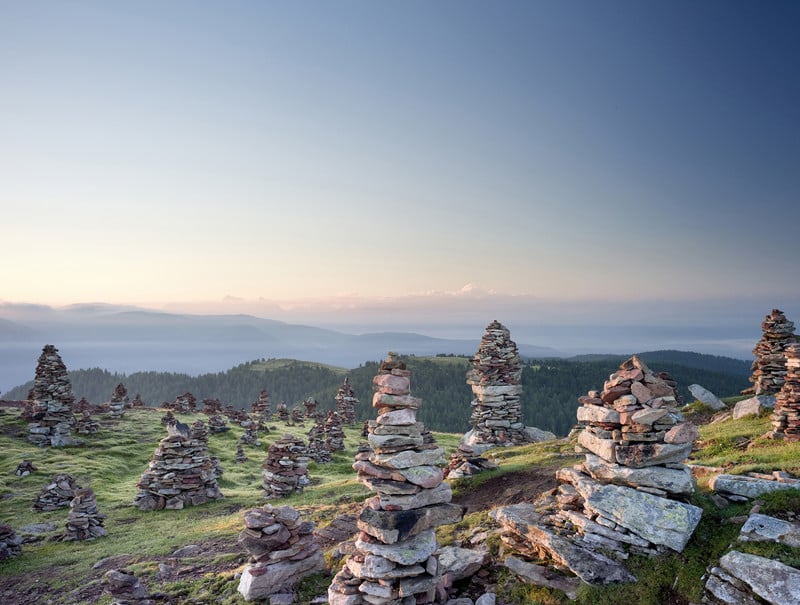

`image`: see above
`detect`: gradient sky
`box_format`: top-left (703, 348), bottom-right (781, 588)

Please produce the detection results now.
top-left (1, 2), bottom-right (798, 319)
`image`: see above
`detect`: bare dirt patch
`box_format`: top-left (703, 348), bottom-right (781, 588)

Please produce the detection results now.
top-left (452, 463), bottom-right (562, 515)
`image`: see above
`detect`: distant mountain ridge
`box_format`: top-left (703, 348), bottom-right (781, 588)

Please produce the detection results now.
top-left (567, 349), bottom-right (751, 376)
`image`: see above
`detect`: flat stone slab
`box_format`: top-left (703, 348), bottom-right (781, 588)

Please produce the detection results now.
top-left (582, 454), bottom-right (694, 496)
top-left (238, 551), bottom-right (325, 601)
top-left (718, 550), bottom-right (800, 605)
top-left (503, 556), bottom-right (582, 600)
top-left (490, 504), bottom-right (635, 584)
top-left (709, 474), bottom-right (800, 499)
top-left (740, 513), bottom-right (800, 548)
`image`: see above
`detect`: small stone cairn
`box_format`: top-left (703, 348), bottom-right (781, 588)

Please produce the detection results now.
top-left (104, 569), bottom-right (153, 605)
top-left (234, 444), bottom-right (249, 464)
top-left (107, 383), bottom-right (128, 418)
top-left (303, 397), bottom-right (318, 418)
top-left (239, 423), bottom-right (261, 447)
top-left (74, 397), bottom-right (91, 414)
top-left (27, 344), bottom-right (79, 446)
top-left (33, 473), bottom-right (80, 511)
top-left (202, 397), bottom-right (223, 415)
top-left (130, 393), bottom-right (145, 408)
top-left (464, 321), bottom-right (528, 448)
top-left (291, 405), bottom-right (305, 426)
top-left (0, 524), bottom-right (23, 560)
top-left (492, 355), bottom-right (703, 587)
top-left (251, 389), bottom-right (272, 420)
top-left (236, 505), bottom-right (325, 601)
top-left (262, 434), bottom-right (311, 499)
top-left (208, 414), bottom-right (230, 433)
top-left (160, 409), bottom-right (176, 425)
top-left (336, 376), bottom-right (359, 425)
top-left (307, 416), bottom-right (332, 463)
top-left (770, 343), bottom-right (800, 441)
top-left (65, 487), bottom-right (107, 541)
top-left (276, 401), bottom-right (290, 424)
top-left (324, 410), bottom-right (346, 452)
top-left (133, 419), bottom-right (223, 511)
top-left (745, 309), bottom-right (797, 395)
top-left (328, 353), bottom-right (464, 605)
top-left (444, 444), bottom-right (498, 479)
top-left (15, 460), bottom-right (38, 477)
top-left (75, 410), bottom-right (100, 434)
top-left (168, 392), bottom-right (197, 413)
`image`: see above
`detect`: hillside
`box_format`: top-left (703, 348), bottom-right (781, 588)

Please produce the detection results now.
top-left (1, 399), bottom-right (799, 604)
top-left (1, 352), bottom-right (752, 437)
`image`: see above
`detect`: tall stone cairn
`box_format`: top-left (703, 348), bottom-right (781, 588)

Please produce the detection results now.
top-left (771, 343), bottom-right (800, 441)
top-left (328, 353), bottom-right (464, 605)
top-left (307, 416), bottom-right (332, 463)
top-left (133, 419), bottom-right (223, 511)
top-left (251, 389), bottom-right (272, 420)
top-left (745, 309), bottom-right (797, 395)
top-left (236, 505), bottom-right (325, 601)
top-left (27, 344), bottom-right (79, 446)
top-left (65, 488), bottom-right (107, 541)
top-left (107, 383), bottom-right (128, 418)
top-left (465, 320), bottom-right (527, 447)
top-left (336, 376), bottom-right (359, 425)
top-left (262, 434), bottom-right (311, 499)
top-left (324, 410), bottom-right (346, 452)
top-left (303, 397), bottom-right (319, 418)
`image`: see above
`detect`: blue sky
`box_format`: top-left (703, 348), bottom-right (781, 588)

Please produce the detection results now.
top-left (1, 1), bottom-right (798, 333)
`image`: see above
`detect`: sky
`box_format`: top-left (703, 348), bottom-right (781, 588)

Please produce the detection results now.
top-left (1, 1), bottom-right (798, 344)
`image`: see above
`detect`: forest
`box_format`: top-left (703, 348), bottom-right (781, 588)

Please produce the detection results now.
top-left (2, 350), bottom-right (749, 437)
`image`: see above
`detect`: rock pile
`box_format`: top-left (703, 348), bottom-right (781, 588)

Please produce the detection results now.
top-left (336, 377), bottom-right (359, 425)
top-left (307, 416), bottom-right (332, 463)
top-left (107, 383), bottom-right (128, 418)
top-left (291, 405), bottom-right (305, 425)
top-left (324, 410), bottom-right (346, 452)
top-left (303, 397), bottom-right (318, 418)
top-left (27, 344), bottom-right (79, 447)
top-left (15, 460), bottom-right (37, 477)
top-left (276, 401), bottom-right (289, 424)
top-left (208, 414), bottom-right (230, 433)
top-left (133, 420), bottom-right (223, 511)
top-left (464, 321), bottom-right (527, 448)
top-left (191, 420), bottom-right (224, 483)
top-left (160, 410), bottom-right (175, 425)
top-left (745, 309), bottom-right (797, 395)
top-left (328, 353), bottom-right (464, 605)
top-left (0, 524), bottom-right (22, 560)
top-left (236, 505), bottom-right (325, 601)
top-left (168, 392), bottom-right (197, 413)
top-left (65, 488), bottom-right (107, 541)
top-left (234, 444), bottom-right (249, 464)
top-left (239, 424), bottom-right (261, 447)
top-left (445, 444), bottom-right (498, 479)
top-left (104, 569), bottom-right (153, 605)
top-left (262, 434), bottom-right (311, 499)
top-left (251, 389), bottom-right (272, 419)
top-left (202, 398), bottom-right (223, 415)
top-left (130, 393), bottom-right (145, 408)
top-left (770, 343), bottom-right (800, 442)
top-left (492, 356), bottom-right (702, 587)
top-left (74, 397), bottom-right (91, 414)
top-left (33, 473), bottom-right (81, 511)
top-left (75, 410), bottom-right (100, 434)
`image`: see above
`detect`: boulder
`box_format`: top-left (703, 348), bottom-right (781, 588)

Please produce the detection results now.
top-left (717, 550), bottom-right (800, 605)
top-left (709, 474), bottom-right (800, 499)
top-left (503, 556), bottom-right (582, 600)
top-left (733, 395), bottom-right (775, 420)
top-left (237, 552), bottom-right (325, 601)
top-left (688, 384), bottom-right (726, 410)
top-left (438, 546), bottom-right (485, 581)
top-left (740, 513), bottom-right (800, 548)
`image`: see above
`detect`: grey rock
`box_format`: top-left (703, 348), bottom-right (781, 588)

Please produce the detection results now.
top-left (475, 593), bottom-right (496, 605)
top-left (710, 474), bottom-right (800, 499)
top-left (740, 513), bottom-right (800, 548)
top-left (614, 441), bottom-right (693, 468)
top-left (718, 550), bottom-right (800, 605)
top-left (503, 556), bottom-right (582, 600)
top-left (358, 503), bottom-right (463, 544)
top-left (733, 396), bottom-right (776, 420)
top-left (582, 454), bottom-right (694, 495)
top-left (237, 551), bottom-right (325, 601)
top-left (355, 529), bottom-right (438, 566)
top-left (438, 546), bottom-right (485, 581)
top-left (688, 384), bottom-right (726, 410)
top-left (524, 426), bottom-right (557, 442)
top-left (171, 544), bottom-right (202, 558)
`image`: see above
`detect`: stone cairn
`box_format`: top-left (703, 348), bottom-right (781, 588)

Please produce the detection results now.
top-left (336, 376), bottom-right (359, 426)
top-left (276, 401), bottom-right (290, 424)
top-left (15, 460), bottom-right (37, 477)
top-left (168, 392), bottom-right (197, 413)
top-left (492, 355), bottom-right (703, 588)
top-left (104, 569), bottom-right (153, 605)
top-left (324, 410), bottom-right (346, 452)
top-left (74, 397), bottom-right (91, 413)
top-left (251, 389), bottom-right (272, 420)
top-left (192, 420), bottom-right (224, 483)
top-left (0, 524), bottom-right (23, 561)
top-left (75, 410), bottom-right (100, 435)
top-left (239, 423), bottom-right (262, 447)
top-left (234, 444), bottom-right (249, 464)
top-left (130, 393), bottom-right (145, 408)
top-left (33, 473), bottom-right (80, 511)
top-left (464, 321), bottom-right (527, 448)
top-left (444, 444), bottom-right (498, 479)
top-left (64, 487), bottom-right (107, 541)
top-left (107, 383), bottom-right (128, 418)
top-left (328, 353), bottom-right (464, 605)
top-left (745, 309), bottom-right (797, 395)
top-left (303, 397), bottom-right (319, 418)
top-left (208, 414), bottom-right (230, 433)
top-left (236, 505), bottom-right (325, 601)
top-left (262, 434), bottom-right (311, 499)
top-left (133, 419), bottom-right (223, 511)
top-left (770, 343), bottom-right (800, 441)
top-left (27, 344), bottom-right (79, 446)
top-left (307, 416), bottom-right (332, 463)
top-left (160, 409), bottom-right (176, 425)
top-left (202, 397), bottom-right (223, 415)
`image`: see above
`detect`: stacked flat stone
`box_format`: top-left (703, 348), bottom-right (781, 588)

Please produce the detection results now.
top-left (208, 414), bottom-right (230, 433)
top-left (324, 410), bottom-right (346, 452)
top-left (234, 444), bottom-right (249, 463)
top-left (239, 424), bottom-right (262, 447)
top-left (33, 474), bottom-right (80, 511)
top-left (168, 392), bottom-right (197, 413)
top-left (262, 434), bottom-right (311, 499)
top-left (464, 321), bottom-right (527, 447)
top-left (130, 393), bottom-right (145, 408)
top-left (237, 504), bottom-right (325, 601)
top-left (291, 405), bottom-right (305, 426)
top-left (0, 524), bottom-right (23, 561)
top-left (445, 444), bottom-right (498, 479)
top-left (492, 356), bottom-right (703, 587)
top-left (75, 410), bottom-right (100, 434)
top-left (303, 397), bottom-right (318, 418)
top-left (746, 309), bottom-right (797, 395)
top-left (201, 398), bottom-right (222, 415)
top-left (160, 410), bottom-right (176, 425)
top-left (336, 377), bottom-right (359, 425)
top-left (192, 420), bottom-right (224, 483)
top-left (251, 389), bottom-right (272, 420)
top-left (133, 420), bottom-right (223, 511)
top-left (328, 353), bottom-right (463, 605)
top-left (107, 383), bottom-right (128, 418)
top-left (276, 401), bottom-right (290, 424)
top-left (307, 416), bottom-right (332, 463)
top-left (104, 569), bottom-right (153, 605)
top-left (771, 343), bottom-right (800, 441)
top-left (15, 460), bottom-right (37, 477)
top-left (65, 488), bottom-right (107, 541)
top-left (74, 397), bottom-right (91, 413)
top-left (27, 344), bottom-right (79, 446)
